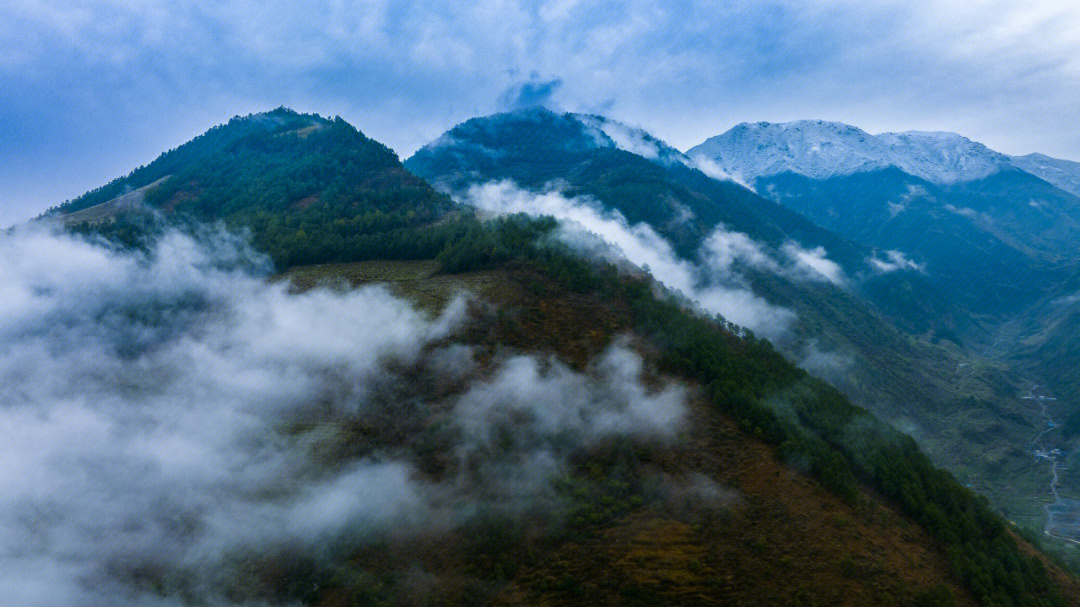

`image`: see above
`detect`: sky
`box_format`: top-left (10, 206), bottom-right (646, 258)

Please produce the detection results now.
top-left (3, 0), bottom-right (1080, 226)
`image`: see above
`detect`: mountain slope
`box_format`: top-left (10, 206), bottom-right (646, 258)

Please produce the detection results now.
top-left (757, 168), bottom-right (1080, 316)
top-left (271, 221), bottom-right (1079, 607)
top-left (405, 109), bottom-right (1066, 528)
top-left (407, 109), bottom-right (867, 263)
top-left (691, 121), bottom-right (1080, 319)
top-left (688, 118), bottom-right (1080, 550)
top-left (1010, 153), bottom-right (1080, 198)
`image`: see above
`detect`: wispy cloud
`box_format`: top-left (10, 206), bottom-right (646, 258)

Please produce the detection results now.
top-left (781, 242), bottom-right (846, 285)
top-left (868, 249), bottom-right (923, 273)
top-left (499, 75), bottom-right (564, 111)
top-left (462, 180), bottom-right (797, 339)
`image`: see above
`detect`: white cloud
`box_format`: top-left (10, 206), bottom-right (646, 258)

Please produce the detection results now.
top-left (463, 180), bottom-right (796, 339)
top-left (868, 249), bottom-right (923, 273)
top-left (797, 339), bottom-right (854, 384)
top-left (454, 343), bottom-right (685, 450)
top-left (701, 225), bottom-right (778, 275)
top-left (943, 203), bottom-right (979, 219)
top-left (781, 242), bottom-right (845, 285)
top-left (688, 155), bottom-right (752, 188)
top-left (579, 115), bottom-right (662, 159)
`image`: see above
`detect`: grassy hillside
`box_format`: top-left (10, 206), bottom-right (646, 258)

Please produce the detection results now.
top-left (282, 261), bottom-right (983, 607)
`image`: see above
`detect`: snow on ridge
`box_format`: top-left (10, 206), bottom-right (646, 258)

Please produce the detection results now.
top-left (576, 114), bottom-right (753, 185)
top-left (875, 131), bottom-right (1010, 184)
top-left (688, 120), bottom-right (1013, 185)
top-left (1009, 153), bottom-right (1080, 197)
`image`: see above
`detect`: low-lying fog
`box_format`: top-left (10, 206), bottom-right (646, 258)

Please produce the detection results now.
top-left (0, 226), bottom-right (688, 606)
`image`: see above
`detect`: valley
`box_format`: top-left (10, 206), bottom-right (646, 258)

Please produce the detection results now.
top-left (1026, 384), bottom-right (1080, 544)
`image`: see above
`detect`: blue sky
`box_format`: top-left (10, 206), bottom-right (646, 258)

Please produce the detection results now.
top-left (3, 0), bottom-right (1079, 226)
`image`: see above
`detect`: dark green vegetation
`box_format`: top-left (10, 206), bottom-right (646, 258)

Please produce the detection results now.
top-left (406, 109), bottom-right (978, 342)
top-left (53, 107), bottom-right (454, 267)
top-left (55, 109), bottom-right (1080, 605)
top-left (407, 109), bottom-right (861, 264)
top-left (754, 164), bottom-right (1080, 531)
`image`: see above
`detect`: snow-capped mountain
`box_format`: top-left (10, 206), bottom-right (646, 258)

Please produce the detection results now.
top-left (687, 120), bottom-right (1013, 185)
top-left (874, 131), bottom-right (1011, 184)
top-left (1009, 153), bottom-right (1080, 197)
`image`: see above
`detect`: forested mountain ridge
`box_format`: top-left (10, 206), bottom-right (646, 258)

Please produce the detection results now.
top-left (407, 109), bottom-right (867, 264)
top-left (50, 107), bottom-right (455, 268)
top-left (753, 168), bottom-right (1080, 318)
top-left (406, 109), bottom-right (983, 339)
top-left (46, 108), bottom-right (1080, 606)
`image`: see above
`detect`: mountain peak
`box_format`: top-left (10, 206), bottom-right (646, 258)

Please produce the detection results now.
top-left (689, 120), bottom-right (888, 183)
top-left (689, 120), bottom-right (1012, 184)
top-left (407, 109), bottom-right (699, 193)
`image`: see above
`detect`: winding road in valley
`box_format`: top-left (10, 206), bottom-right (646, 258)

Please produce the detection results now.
top-left (1027, 385), bottom-right (1080, 544)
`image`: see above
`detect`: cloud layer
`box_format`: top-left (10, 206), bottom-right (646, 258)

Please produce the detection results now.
top-left (3, 1), bottom-right (1080, 226)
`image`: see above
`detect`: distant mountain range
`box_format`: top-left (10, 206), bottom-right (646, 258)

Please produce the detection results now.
top-left (688, 119), bottom-right (1080, 196)
top-left (690, 120), bottom-right (1080, 317)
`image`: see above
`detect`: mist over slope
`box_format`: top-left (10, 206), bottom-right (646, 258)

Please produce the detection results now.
top-left (0, 225), bottom-right (690, 606)
top-left (461, 179), bottom-right (798, 338)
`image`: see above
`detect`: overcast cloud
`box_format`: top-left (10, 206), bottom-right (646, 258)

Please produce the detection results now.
top-left (3, 1), bottom-right (1079, 226)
